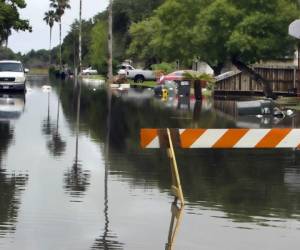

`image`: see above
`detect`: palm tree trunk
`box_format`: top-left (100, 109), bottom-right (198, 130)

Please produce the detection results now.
top-left (59, 18), bottom-right (62, 71)
top-left (49, 27), bottom-right (52, 65)
top-left (107, 0), bottom-right (113, 85)
top-left (78, 0), bottom-right (82, 76)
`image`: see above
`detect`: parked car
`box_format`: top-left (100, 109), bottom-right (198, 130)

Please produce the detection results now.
top-left (117, 63), bottom-right (156, 83)
top-left (159, 70), bottom-right (198, 84)
top-left (82, 67), bottom-right (98, 75)
top-left (0, 60), bottom-right (28, 91)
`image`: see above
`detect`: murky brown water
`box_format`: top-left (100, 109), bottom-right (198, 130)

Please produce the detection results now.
top-left (0, 76), bottom-right (299, 250)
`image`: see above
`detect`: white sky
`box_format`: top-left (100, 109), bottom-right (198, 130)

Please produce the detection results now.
top-left (9, 0), bottom-right (109, 53)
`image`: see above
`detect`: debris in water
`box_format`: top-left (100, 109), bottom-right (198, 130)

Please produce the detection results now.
top-left (286, 109), bottom-right (294, 116)
top-left (42, 85), bottom-right (52, 92)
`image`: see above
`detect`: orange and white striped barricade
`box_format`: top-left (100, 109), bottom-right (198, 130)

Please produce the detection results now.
top-left (141, 128), bottom-right (300, 149)
top-left (140, 128), bottom-right (300, 205)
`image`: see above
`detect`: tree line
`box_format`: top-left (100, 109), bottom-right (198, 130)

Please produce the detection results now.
top-left (54, 0), bottom-right (300, 80)
top-left (46, 0), bottom-right (164, 75)
top-left (2, 0), bottom-right (300, 92)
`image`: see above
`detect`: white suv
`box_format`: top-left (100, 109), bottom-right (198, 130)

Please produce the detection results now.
top-left (0, 60), bottom-right (28, 91)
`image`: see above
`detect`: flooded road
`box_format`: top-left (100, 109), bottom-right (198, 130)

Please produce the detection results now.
top-left (0, 76), bottom-right (300, 250)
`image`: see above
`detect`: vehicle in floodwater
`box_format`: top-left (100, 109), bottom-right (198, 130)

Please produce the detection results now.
top-left (0, 60), bottom-right (28, 92)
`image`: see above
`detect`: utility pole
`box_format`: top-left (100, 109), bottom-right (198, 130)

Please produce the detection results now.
top-left (78, 0), bottom-right (82, 76)
top-left (107, 0), bottom-right (113, 85)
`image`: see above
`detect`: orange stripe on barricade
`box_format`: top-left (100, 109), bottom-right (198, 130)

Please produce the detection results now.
top-left (180, 129), bottom-right (206, 148)
top-left (255, 128), bottom-right (292, 148)
top-left (141, 129), bottom-right (158, 148)
top-left (213, 129), bottom-right (249, 148)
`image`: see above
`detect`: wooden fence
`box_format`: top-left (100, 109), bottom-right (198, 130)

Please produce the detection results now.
top-left (214, 66), bottom-right (299, 96)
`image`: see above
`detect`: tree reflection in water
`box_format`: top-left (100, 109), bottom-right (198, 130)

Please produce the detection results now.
top-left (41, 87), bottom-right (55, 136)
top-left (46, 82), bottom-right (66, 157)
top-left (0, 103), bottom-right (28, 237)
top-left (91, 87), bottom-right (123, 250)
top-left (64, 79), bottom-right (90, 200)
top-left (57, 81), bottom-right (300, 224)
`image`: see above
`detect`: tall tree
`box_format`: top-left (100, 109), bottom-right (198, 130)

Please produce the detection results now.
top-left (50, 0), bottom-right (71, 70)
top-left (43, 10), bottom-right (57, 64)
top-left (194, 0), bottom-right (299, 98)
top-left (0, 0), bottom-right (32, 47)
top-left (89, 20), bottom-right (108, 74)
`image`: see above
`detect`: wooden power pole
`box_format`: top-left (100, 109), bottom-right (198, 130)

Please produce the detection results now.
top-left (78, 0), bottom-right (82, 76)
top-left (107, 0), bottom-right (113, 85)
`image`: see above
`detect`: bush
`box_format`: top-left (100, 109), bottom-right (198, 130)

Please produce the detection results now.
top-left (48, 66), bottom-right (59, 76)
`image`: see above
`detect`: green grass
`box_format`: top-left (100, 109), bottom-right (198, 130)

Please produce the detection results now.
top-left (285, 105), bottom-right (300, 111)
top-left (82, 75), bottom-right (105, 80)
top-left (129, 81), bottom-right (158, 88)
top-left (275, 97), bottom-right (300, 110)
top-left (28, 68), bottom-right (49, 75)
top-left (275, 97), bottom-right (300, 106)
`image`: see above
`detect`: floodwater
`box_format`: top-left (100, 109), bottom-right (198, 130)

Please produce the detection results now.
top-left (0, 76), bottom-right (300, 250)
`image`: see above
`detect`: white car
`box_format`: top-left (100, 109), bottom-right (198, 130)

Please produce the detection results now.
top-left (82, 67), bottom-right (98, 75)
top-left (0, 60), bottom-right (28, 91)
top-left (117, 64), bottom-right (156, 82)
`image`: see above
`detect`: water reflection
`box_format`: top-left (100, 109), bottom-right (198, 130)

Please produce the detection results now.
top-left (91, 86), bottom-right (123, 249)
top-left (0, 170), bottom-right (28, 238)
top-left (214, 99), bottom-right (297, 128)
top-left (193, 101), bottom-right (202, 121)
top-left (41, 86), bottom-right (55, 136)
top-left (0, 92), bottom-right (25, 162)
top-left (57, 82), bottom-right (300, 229)
top-left (0, 93), bottom-right (25, 121)
top-left (64, 80), bottom-right (90, 200)
top-left (177, 96), bottom-right (190, 111)
top-left (0, 93), bottom-right (27, 238)
top-left (165, 200), bottom-right (184, 250)
top-left (45, 83), bottom-right (67, 157)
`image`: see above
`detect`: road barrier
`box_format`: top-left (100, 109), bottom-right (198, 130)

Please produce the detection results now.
top-left (141, 128), bottom-right (300, 149)
top-left (141, 128), bottom-right (300, 206)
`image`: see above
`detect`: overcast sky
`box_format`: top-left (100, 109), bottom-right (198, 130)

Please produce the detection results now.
top-left (9, 0), bottom-right (109, 54)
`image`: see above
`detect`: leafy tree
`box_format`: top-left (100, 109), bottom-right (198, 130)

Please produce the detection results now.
top-left (22, 49), bottom-right (50, 68)
top-left (194, 0), bottom-right (300, 98)
top-left (61, 19), bottom-right (93, 68)
top-left (112, 0), bottom-right (164, 61)
top-left (89, 20), bottom-right (108, 74)
top-left (43, 10), bottom-right (57, 64)
top-left (128, 0), bottom-right (211, 66)
top-left (0, 0), bottom-right (31, 47)
top-left (127, 16), bottom-right (162, 66)
top-left (0, 46), bottom-right (21, 60)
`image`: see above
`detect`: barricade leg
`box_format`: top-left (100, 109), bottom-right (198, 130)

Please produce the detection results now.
top-left (165, 199), bottom-right (184, 250)
top-left (166, 128), bottom-right (185, 206)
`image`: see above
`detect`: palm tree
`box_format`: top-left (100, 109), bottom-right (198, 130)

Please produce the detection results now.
top-left (50, 0), bottom-right (71, 70)
top-left (43, 10), bottom-right (57, 64)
